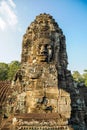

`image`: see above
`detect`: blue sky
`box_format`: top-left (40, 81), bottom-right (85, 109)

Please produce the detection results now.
top-left (0, 0), bottom-right (87, 73)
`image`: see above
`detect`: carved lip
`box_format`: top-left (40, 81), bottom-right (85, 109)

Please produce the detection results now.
top-left (39, 55), bottom-right (47, 62)
top-left (39, 55), bottom-right (47, 58)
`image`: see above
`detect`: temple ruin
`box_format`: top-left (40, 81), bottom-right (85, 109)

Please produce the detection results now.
top-left (0, 13), bottom-right (87, 130)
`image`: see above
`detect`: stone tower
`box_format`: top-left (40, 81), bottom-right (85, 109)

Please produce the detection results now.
top-left (8, 13), bottom-right (73, 129)
top-left (3, 13), bottom-right (86, 130)
top-left (13, 13), bottom-right (70, 112)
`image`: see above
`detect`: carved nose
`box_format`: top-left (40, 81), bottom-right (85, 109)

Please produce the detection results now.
top-left (40, 46), bottom-right (47, 54)
top-left (41, 46), bottom-right (45, 52)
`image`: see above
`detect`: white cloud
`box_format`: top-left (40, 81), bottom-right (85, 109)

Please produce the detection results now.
top-left (0, 0), bottom-right (18, 31)
top-left (0, 17), bottom-right (6, 30)
top-left (8, 0), bottom-right (16, 8)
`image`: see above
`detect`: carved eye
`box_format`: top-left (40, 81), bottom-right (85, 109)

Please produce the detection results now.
top-left (47, 45), bottom-right (51, 49)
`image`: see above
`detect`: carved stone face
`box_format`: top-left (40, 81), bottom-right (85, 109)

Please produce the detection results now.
top-left (32, 38), bottom-right (53, 63)
top-left (38, 43), bottom-right (53, 62)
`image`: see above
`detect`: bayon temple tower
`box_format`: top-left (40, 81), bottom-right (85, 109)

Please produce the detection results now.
top-left (1, 13), bottom-right (87, 130)
top-left (13, 13), bottom-right (71, 117)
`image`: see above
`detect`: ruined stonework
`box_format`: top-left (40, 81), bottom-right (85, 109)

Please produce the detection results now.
top-left (1, 13), bottom-right (87, 130)
top-left (14, 13), bottom-right (69, 114)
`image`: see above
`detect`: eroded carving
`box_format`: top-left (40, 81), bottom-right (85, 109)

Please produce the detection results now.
top-left (2, 13), bottom-right (86, 130)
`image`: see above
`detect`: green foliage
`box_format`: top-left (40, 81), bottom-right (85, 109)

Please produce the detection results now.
top-left (0, 63), bottom-right (8, 80)
top-left (83, 70), bottom-right (87, 86)
top-left (72, 71), bottom-right (82, 82)
top-left (72, 70), bottom-right (87, 87)
top-left (0, 61), bottom-right (20, 81)
top-left (7, 61), bottom-right (21, 80)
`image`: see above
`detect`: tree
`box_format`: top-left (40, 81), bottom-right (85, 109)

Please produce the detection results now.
top-left (0, 61), bottom-right (20, 81)
top-left (72, 70), bottom-right (87, 87)
top-left (0, 63), bottom-right (8, 80)
top-left (7, 61), bottom-right (20, 81)
top-left (72, 71), bottom-right (83, 82)
top-left (83, 70), bottom-right (87, 86)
